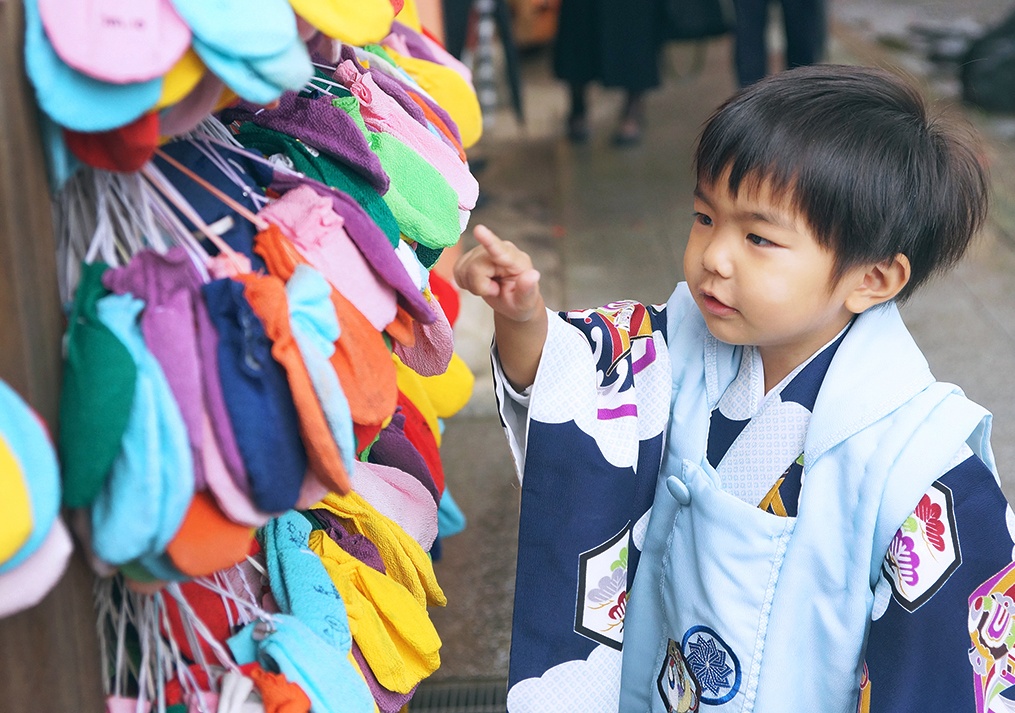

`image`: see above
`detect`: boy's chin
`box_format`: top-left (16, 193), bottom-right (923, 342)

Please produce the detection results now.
top-left (697, 311), bottom-right (751, 347)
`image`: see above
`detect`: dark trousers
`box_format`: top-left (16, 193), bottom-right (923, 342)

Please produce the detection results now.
top-left (732, 0), bottom-right (826, 87)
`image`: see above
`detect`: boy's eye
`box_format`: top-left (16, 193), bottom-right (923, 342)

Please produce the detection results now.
top-left (693, 212), bottom-right (713, 226)
top-left (747, 233), bottom-right (773, 246)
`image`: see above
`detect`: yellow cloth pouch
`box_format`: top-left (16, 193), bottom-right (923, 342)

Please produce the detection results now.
top-left (288, 0), bottom-right (394, 46)
top-left (155, 49), bottom-right (206, 110)
top-left (384, 48), bottom-right (482, 149)
top-left (317, 492), bottom-right (446, 608)
top-left (393, 354), bottom-right (441, 447)
top-left (309, 530), bottom-right (441, 693)
top-left (420, 351), bottom-right (475, 419)
top-left (0, 434), bottom-right (33, 566)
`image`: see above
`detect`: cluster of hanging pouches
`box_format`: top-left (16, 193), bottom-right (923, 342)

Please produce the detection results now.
top-left (9, 0), bottom-right (482, 710)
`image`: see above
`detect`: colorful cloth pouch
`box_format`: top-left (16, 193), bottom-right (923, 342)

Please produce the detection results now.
top-left (229, 615), bottom-right (373, 713)
top-left (335, 61), bottom-right (477, 214)
top-left (311, 512), bottom-right (386, 573)
top-left (234, 123), bottom-right (402, 251)
top-left (59, 261), bottom-right (136, 509)
top-left (253, 225), bottom-right (398, 451)
top-left (0, 380), bottom-right (60, 574)
top-left (334, 95), bottom-right (461, 250)
top-left (104, 249), bottom-right (210, 490)
top-left (259, 185), bottom-right (397, 332)
top-left (308, 528), bottom-right (442, 693)
top-left (23, 0), bottom-right (161, 132)
top-left (202, 278), bottom-right (307, 513)
top-left (159, 72), bottom-right (227, 138)
top-left (421, 352), bottom-right (474, 418)
top-left (350, 642), bottom-right (416, 713)
top-left (285, 265), bottom-right (357, 478)
top-left (269, 171), bottom-right (438, 325)
top-left (392, 292), bottom-right (454, 377)
top-left (394, 355), bottom-right (441, 447)
top-left (37, 0), bottom-right (190, 84)
top-left (315, 491), bottom-right (445, 608)
top-left (383, 47), bottom-right (482, 149)
top-left (165, 490), bottom-right (255, 576)
top-left (397, 391), bottom-right (444, 494)
top-left (384, 21), bottom-right (438, 64)
top-left (172, 0), bottom-right (296, 58)
top-left (352, 461), bottom-right (437, 550)
top-left (0, 434), bottom-right (33, 566)
top-left (335, 46), bottom-right (433, 139)
top-left (252, 92), bottom-right (389, 193)
top-left (193, 39), bottom-right (284, 106)
top-left (90, 293), bottom-right (195, 566)
top-left (235, 270), bottom-right (351, 495)
top-left (367, 410), bottom-right (439, 507)
top-left (154, 49), bottom-right (207, 111)
top-left (263, 513), bottom-right (358, 659)
top-left (288, 0), bottom-right (394, 45)
top-left (0, 517), bottom-right (73, 618)
top-left (64, 111), bottom-right (161, 172)
top-left (437, 486), bottom-right (466, 538)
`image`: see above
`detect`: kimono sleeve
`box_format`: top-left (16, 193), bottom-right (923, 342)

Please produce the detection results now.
top-left (861, 452), bottom-right (1015, 712)
top-left (491, 300), bottom-right (673, 713)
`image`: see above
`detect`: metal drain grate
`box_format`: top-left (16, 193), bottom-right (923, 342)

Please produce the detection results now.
top-left (408, 678), bottom-right (508, 713)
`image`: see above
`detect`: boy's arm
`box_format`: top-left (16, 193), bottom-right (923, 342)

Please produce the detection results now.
top-left (454, 225), bottom-right (548, 391)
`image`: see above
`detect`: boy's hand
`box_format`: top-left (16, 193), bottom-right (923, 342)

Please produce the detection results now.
top-left (454, 225), bottom-right (543, 323)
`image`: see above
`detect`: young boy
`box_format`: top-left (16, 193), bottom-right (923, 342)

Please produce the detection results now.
top-left (455, 65), bottom-right (1015, 712)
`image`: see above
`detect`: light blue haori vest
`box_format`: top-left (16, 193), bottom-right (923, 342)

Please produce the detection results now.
top-left (620, 283), bottom-right (995, 713)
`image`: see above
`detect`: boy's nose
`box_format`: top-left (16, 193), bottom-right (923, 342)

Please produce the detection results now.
top-left (700, 234), bottom-right (734, 278)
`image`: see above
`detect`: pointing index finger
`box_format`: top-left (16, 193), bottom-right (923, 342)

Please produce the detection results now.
top-left (474, 224), bottom-right (520, 268)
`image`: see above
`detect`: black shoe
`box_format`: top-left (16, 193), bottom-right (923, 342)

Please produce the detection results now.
top-left (567, 113), bottom-right (590, 143)
top-left (611, 118), bottom-right (643, 146)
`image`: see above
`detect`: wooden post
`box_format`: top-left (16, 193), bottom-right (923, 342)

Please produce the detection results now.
top-left (0, 1), bottom-right (105, 710)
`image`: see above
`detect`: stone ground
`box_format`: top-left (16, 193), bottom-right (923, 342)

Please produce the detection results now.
top-left (418, 2), bottom-right (1015, 693)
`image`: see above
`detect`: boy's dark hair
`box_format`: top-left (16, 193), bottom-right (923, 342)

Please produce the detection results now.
top-left (694, 64), bottom-right (989, 300)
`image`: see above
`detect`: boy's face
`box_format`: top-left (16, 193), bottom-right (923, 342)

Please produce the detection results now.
top-left (684, 178), bottom-right (864, 378)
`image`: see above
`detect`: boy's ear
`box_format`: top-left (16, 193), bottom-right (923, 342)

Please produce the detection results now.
top-left (844, 254), bottom-right (911, 314)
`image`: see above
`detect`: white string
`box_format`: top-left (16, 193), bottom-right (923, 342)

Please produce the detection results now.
top-left (113, 587), bottom-right (130, 698)
top-left (154, 591), bottom-right (206, 709)
top-left (196, 134), bottom-right (305, 181)
top-left (188, 139), bottom-right (271, 211)
top-left (165, 583), bottom-right (243, 676)
top-left (93, 577), bottom-right (115, 696)
top-left (191, 574), bottom-right (276, 628)
top-left (193, 116), bottom-right (243, 147)
top-left (138, 177), bottom-right (213, 283)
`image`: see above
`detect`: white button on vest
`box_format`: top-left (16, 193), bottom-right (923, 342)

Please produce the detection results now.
top-left (665, 475), bottom-right (692, 505)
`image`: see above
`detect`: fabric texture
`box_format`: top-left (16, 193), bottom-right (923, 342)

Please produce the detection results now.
top-left (90, 293), bottom-right (194, 567)
top-left (315, 491), bottom-right (445, 608)
top-left (259, 185), bottom-right (398, 332)
top-left (333, 94), bottom-right (462, 250)
top-left (308, 528), bottom-right (441, 693)
top-left (202, 278), bottom-right (306, 513)
top-left (251, 92), bottom-right (389, 193)
top-left (59, 261), bottom-right (136, 509)
top-left (253, 224), bottom-right (399, 452)
top-left (270, 170), bottom-right (437, 324)
top-left (235, 268), bottom-right (352, 494)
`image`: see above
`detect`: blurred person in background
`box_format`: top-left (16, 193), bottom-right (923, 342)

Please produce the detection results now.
top-left (733, 0), bottom-right (825, 86)
top-left (554, 0), bottom-right (666, 145)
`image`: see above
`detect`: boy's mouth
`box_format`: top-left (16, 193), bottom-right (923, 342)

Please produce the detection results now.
top-left (700, 291), bottom-right (738, 316)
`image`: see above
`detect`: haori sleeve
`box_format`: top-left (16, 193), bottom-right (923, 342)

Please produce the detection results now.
top-left (490, 300), bottom-right (670, 483)
top-left (860, 449), bottom-right (1015, 712)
